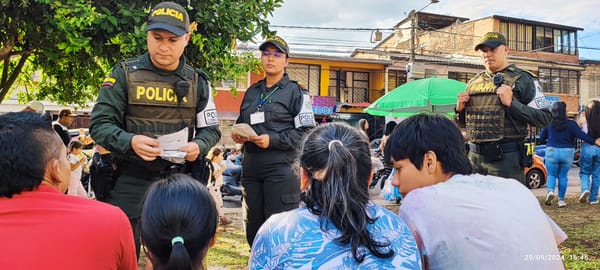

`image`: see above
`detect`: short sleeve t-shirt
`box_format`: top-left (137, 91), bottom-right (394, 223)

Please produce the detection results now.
top-left (400, 174), bottom-right (566, 270)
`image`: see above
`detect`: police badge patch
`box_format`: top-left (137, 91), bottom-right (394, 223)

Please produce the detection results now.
top-left (527, 80), bottom-right (552, 110)
top-left (294, 93), bottom-right (316, 128)
top-left (196, 86), bottom-right (219, 127)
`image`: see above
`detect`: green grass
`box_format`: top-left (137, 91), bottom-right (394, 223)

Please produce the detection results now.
top-left (206, 228), bottom-right (251, 269)
top-left (541, 195), bottom-right (600, 270)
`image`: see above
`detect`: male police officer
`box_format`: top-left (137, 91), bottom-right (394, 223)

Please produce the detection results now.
top-left (455, 32), bottom-right (551, 184)
top-left (90, 1), bottom-right (220, 256)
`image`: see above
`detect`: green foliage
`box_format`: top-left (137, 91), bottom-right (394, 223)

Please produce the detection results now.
top-left (0, 0), bottom-right (283, 106)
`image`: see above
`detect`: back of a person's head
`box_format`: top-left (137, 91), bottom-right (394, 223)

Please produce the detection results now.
top-left (140, 174), bottom-right (218, 270)
top-left (585, 100), bottom-right (600, 138)
top-left (206, 147), bottom-right (222, 161)
top-left (384, 114), bottom-right (472, 175)
top-left (383, 121), bottom-right (397, 136)
top-left (300, 122), bottom-right (371, 206)
top-left (550, 101), bottom-right (568, 131)
top-left (68, 140), bottom-right (83, 153)
top-left (300, 122), bottom-right (393, 262)
top-left (0, 112), bottom-right (60, 198)
top-left (358, 119), bottom-right (368, 131)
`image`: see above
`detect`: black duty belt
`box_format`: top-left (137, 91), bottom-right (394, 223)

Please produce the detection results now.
top-left (468, 141), bottom-right (521, 154)
top-left (119, 163), bottom-right (185, 180)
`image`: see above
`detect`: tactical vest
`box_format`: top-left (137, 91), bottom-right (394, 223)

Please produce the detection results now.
top-left (465, 69), bottom-right (523, 143)
top-left (122, 59), bottom-right (198, 140)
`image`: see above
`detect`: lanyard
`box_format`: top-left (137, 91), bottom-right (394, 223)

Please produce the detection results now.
top-left (257, 86), bottom-right (280, 109)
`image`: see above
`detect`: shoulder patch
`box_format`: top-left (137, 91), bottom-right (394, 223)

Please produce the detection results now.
top-left (294, 80), bottom-right (308, 90)
top-left (289, 79), bottom-right (307, 92)
top-left (101, 77), bottom-right (116, 87)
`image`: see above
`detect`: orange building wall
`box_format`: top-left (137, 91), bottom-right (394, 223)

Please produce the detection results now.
top-left (250, 70), bottom-right (265, 85)
top-left (214, 90), bottom-right (245, 114)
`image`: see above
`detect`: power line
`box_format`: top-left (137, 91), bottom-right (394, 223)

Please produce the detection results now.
top-left (271, 25), bottom-right (395, 31)
top-left (579, 32), bottom-right (600, 40)
top-left (291, 36), bottom-right (387, 45)
top-left (271, 24), bottom-right (600, 53)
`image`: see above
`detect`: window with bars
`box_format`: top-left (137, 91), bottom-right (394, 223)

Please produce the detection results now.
top-left (448, 71), bottom-right (476, 83)
top-left (388, 70), bottom-right (407, 90)
top-left (329, 71), bottom-right (369, 103)
top-left (538, 67), bottom-right (579, 95)
top-left (499, 21), bottom-right (577, 55)
top-left (287, 63), bottom-right (321, 96)
top-left (590, 74), bottom-right (600, 97)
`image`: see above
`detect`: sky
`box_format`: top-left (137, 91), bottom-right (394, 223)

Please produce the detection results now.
top-left (260, 0), bottom-right (600, 60)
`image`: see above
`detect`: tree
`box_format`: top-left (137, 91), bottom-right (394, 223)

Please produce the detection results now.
top-left (0, 0), bottom-right (282, 106)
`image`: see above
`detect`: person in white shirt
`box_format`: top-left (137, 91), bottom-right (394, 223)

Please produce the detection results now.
top-left (206, 147), bottom-right (231, 225)
top-left (67, 140), bottom-right (88, 198)
top-left (384, 114), bottom-right (567, 270)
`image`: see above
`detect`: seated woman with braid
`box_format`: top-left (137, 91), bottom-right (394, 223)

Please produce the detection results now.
top-left (249, 122), bottom-right (422, 269)
top-left (140, 174), bottom-right (218, 270)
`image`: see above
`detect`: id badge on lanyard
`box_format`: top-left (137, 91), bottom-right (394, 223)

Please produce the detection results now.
top-left (251, 86), bottom-right (279, 125)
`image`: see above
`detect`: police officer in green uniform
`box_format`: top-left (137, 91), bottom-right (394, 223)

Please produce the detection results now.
top-left (455, 32), bottom-right (551, 184)
top-left (89, 2), bottom-right (220, 256)
top-left (232, 36), bottom-right (316, 247)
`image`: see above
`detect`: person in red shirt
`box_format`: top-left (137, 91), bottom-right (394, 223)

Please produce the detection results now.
top-left (0, 112), bottom-right (137, 270)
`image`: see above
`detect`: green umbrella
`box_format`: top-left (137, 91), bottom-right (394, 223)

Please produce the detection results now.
top-left (364, 77), bottom-right (467, 117)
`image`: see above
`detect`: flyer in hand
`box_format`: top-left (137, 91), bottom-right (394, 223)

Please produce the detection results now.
top-left (232, 123), bottom-right (258, 138)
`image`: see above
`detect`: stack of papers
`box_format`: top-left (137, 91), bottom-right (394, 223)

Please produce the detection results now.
top-left (232, 123), bottom-right (257, 138)
top-left (158, 127), bottom-right (188, 163)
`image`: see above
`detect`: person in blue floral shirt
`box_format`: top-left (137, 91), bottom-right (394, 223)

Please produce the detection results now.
top-left (249, 122), bottom-right (422, 269)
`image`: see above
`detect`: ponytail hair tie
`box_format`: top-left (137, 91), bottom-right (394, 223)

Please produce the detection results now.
top-left (171, 236), bottom-right (185, 246)
top-left (328, 140), bottom-right (344, 151)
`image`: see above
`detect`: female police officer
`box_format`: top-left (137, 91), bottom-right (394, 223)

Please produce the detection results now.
top-left (232, 36), bottom-right (315, 247)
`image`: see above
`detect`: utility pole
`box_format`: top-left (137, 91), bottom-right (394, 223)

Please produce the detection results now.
top-left (410, 10), bottom-right (417, 63)
top-left (409, 0), bottom-right (439, 63)
top-left (407, 0), bottom-right (439, 80)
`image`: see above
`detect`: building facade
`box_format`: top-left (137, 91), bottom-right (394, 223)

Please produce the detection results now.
top-left (353, 12), bottom-right (586, 114)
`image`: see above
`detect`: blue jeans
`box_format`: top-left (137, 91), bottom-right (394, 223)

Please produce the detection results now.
top-left (580, 143), bottom-right (600, 202)
top-left (545, 147), bottom-right (574, 200)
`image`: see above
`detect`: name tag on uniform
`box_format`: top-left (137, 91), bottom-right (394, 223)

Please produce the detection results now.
top-left (250, 111), bottom-right (265, 125)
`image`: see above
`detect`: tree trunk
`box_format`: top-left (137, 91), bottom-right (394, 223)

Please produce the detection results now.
top-left (0, 52), bottom-right (31, 104)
